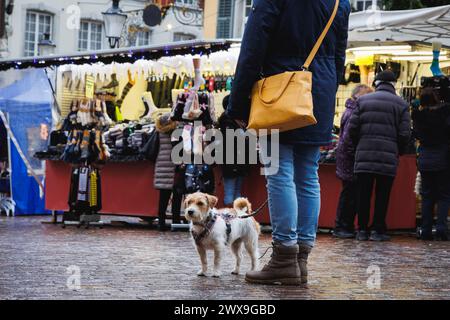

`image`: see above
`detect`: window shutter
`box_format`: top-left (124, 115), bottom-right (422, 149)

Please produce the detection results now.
top-left (0, 0), bottom-right (5, 38)
top-left (217, 0), bottom-right (233, 39)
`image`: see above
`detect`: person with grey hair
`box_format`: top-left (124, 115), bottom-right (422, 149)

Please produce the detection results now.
top-left (334, 84), bottom-right (373, 238)
top-left (348, 70), bottom-right (411, 241)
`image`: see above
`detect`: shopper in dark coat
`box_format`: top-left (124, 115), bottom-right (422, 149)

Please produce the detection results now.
top-left (348, 70), bottom-right (411, 241)
top-left (226, 0), bottom-right (351, 285)
top-left (154, 113), bottom-right (181, 230)
top-left (218, 95), bottom-right (250, 206)
top-left (334, 84), bottom-right (373, 238)
top-left (412, 87), bottom-right (450, 241)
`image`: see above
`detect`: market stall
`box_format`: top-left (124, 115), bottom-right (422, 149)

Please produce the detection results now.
top-left (0, 68), bottom-right (52, 215)
top-left (0, 37), bottom-right (431, 229)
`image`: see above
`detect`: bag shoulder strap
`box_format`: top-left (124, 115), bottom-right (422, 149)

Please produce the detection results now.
top-left (302, 0), bottom-right (340, 70)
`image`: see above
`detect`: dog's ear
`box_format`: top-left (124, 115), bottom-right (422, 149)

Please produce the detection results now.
top-left (206, 194), bottom-right (218, 208)
top-left (184, 194), bottom-right (192, 208)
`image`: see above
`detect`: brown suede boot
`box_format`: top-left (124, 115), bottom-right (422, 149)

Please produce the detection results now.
top-left (298, 243), bottom-right (312, 284)
top-left (245, 243), bottom-right (301, 285)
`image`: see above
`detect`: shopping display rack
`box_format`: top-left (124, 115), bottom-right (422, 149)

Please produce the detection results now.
top-left (62, 165), bottom-right (104, 229)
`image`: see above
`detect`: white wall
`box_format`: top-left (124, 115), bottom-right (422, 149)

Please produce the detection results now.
top-left (152, 8), bottom-right (203, 45)
top-left (3, 0), bottom-right (203, 59)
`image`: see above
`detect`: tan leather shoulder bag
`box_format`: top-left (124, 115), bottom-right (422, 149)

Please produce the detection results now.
top-left (247, 0), bottom-right (340, 133)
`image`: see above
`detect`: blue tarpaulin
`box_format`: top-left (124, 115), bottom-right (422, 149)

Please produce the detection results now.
top-left (0, 69), bottom-right (53, 215)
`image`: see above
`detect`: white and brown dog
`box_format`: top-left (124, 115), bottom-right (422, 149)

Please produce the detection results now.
top-left (184, 192), bottom-right (260, 278)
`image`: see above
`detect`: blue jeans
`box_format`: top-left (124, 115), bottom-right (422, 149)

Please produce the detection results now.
top-left (420, 169), bottom-right (450, 234)
top-left (223, 176), bottom-right (244, 206)
top-left (260, 143), bottom-right (321, 247)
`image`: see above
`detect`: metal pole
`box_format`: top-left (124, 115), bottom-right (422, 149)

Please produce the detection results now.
top-left (6, 112), bottom-right (12, 206)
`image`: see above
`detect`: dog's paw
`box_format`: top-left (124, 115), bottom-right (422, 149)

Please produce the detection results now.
top-left (231, 269), bottom-right (240, 275)
top-left (212, 272), bottom-right (222, 278)
top-left (197, 270), bottom-right (207, 277)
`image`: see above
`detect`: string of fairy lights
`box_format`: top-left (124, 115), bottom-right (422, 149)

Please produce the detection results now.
top-left (0, 40), bottom-right (233, 72)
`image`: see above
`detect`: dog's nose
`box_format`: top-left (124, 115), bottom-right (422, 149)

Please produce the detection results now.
top-left (187, 210), bottom-right (195, 216)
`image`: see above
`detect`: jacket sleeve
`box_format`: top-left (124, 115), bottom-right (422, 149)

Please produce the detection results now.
top-left (398, 105), bottom-right (412, 153)
top-left (348, 101), bottom-right (361, 146)
top-left (411, 107), bottom-right (421, 141)
top-left (226, 0), bottom-right (283, 121)
top-left (335, 2), bottom-right (350, 90)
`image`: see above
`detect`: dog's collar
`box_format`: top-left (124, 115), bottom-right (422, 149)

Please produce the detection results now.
top-left (191, 210), bottom-right (217, 245)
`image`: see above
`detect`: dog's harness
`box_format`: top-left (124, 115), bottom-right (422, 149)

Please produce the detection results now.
top-left (191, 210), bottom-right (234, 246)
top-left (191, 212), bottom-right (217, 245)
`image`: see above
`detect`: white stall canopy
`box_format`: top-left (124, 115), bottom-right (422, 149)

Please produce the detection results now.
top-left (349, 5), bottom-right (450, 46)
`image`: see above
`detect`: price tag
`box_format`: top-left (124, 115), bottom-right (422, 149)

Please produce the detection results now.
top-left (85, 75), bottom-right (95, 99)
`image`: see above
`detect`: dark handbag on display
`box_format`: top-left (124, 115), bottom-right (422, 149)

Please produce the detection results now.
top-left (184, 164), bottom-right (199, 194)
top-left (184, 164), bottom-right (215, 194)
top-left (140, 129), bottom-right (160, 161)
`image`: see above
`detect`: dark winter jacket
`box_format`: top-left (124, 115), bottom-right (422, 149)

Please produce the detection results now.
top-left (226, 0), bottom-right (351, 146)
top-left (218, 112), bottom-right (250, 178)
top-left (336, 98), bottom-right (357, 181)
top-left (348, 83), bottom-right (411, 177)
top-left (412, 103), bottom-right (450, 172)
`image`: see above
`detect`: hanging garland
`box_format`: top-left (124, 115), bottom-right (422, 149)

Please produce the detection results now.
top-left (0, 40), bottom-right (233, 72)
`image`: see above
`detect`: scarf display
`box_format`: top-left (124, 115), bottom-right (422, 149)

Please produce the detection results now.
top-left (68, 166), bottom-right (102, 214)
top-left (61, 128), bottom-right (110, 165)
top-left (102, 121), bottom-right (155, 160)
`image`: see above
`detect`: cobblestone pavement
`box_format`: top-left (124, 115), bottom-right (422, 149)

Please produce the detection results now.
top-left (0, 215), bottom-right (449, 300)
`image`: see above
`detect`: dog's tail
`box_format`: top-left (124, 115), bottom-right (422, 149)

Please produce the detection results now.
top-left (233, 198), bottom-right (261, 235)
top-left (233, 197), bottom-right (252, 217)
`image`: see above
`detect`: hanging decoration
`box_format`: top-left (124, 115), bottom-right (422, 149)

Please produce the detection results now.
top-left (0, 40), bottom-right (234, 72)
top-left (62, 49), bottom-right (239, 84)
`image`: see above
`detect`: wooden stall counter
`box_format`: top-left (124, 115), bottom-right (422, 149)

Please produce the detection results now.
top-left (45, 155), bottom-right (417, 229)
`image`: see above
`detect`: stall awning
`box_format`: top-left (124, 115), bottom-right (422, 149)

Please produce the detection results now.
top-left (0, 40), bottom-right (235, 72)
top-left (349, 5), bottom-right (450, 46)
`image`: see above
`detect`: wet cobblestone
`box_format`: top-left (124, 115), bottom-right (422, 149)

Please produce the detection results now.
top-left (0, 216), bottom-right (449, 300)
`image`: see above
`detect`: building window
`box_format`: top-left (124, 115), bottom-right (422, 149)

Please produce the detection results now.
top-left (78, 21), bottom-right (103, 51)
top-left (175, 0), bottom-right (197, 6)
top-left (241, 0), bottom-right (252, 34)
top-left (356, 0), bottom-right (378, 11)
top-left (24, 11), bottom-right (53, 57)
top-left (136, 31), bottom-right (151, 46)
top-left (217, 0), bottom-right (233, 39)
top-left (173, 33), bottom-right (195, 42)
top-left (245, 0), bottom-right (252, 17)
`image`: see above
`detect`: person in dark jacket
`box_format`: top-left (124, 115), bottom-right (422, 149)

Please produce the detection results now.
top-left (348, 70), bottom-right (411, 242)
top-left (154, 113), bottom-right (181, 231)
top-left (412, 88), bottom-right (450, 241)
top-left (226, 0), bottom-right (351, 285)
top-left (218, 95), bottom-right (250, 206)
top-left (334, 84), bottom-right (373, 238)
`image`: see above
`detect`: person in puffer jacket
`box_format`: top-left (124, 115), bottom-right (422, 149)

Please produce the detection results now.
top-left (154, 113), bottom-right (180, 231)
top-left (334, 84), bottom-right (373, 239)
top-left (348, 70), bottom-right (411, 242)
top-left (412, 87), bottom-right (450, 241)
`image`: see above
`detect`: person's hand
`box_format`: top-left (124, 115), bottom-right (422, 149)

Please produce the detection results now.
top-left (233, 119), bottom-right (248, 129)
